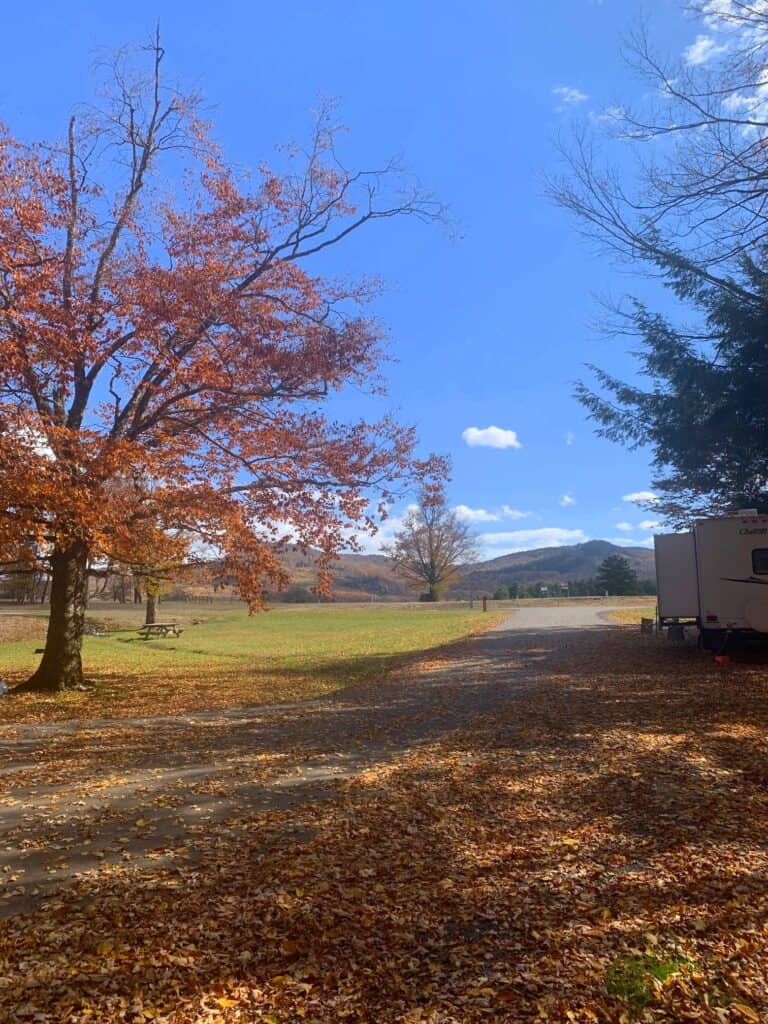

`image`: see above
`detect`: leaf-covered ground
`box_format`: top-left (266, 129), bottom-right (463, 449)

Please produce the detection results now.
top-left (0, 605), bottom-right (500, 724)
top-left (1, 624), bottom-right (767, 1022)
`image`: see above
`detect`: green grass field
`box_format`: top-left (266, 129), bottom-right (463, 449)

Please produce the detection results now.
top-left (604, 604), bottom-right (657, 624)
top-left (0, 602), bottom-right (503, 724)
top-left (606, 606), bottom-right (659, 622)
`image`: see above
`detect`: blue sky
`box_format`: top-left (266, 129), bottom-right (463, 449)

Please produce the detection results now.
top-left (1, 1), bottom-right (706, 556)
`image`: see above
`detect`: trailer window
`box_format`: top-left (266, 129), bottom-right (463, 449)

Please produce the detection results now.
top-left (752, 549), bottom-right (768, 574)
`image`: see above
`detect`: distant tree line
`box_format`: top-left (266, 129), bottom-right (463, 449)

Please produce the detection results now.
top-left (491, 579), bottom-right (656, 600)
top-left (490, 556), bottom-right (656, 599)
top-left (0, 565), bottom-right (228, 613)
top-left (0, 565), bottom-right (51, 605)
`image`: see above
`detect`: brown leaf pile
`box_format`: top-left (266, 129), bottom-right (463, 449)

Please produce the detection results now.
top-left (1, 628), bottom-right (767, 1022)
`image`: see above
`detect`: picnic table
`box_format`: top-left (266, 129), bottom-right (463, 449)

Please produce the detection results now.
top-left (137, 622), bottom-right (184, 640)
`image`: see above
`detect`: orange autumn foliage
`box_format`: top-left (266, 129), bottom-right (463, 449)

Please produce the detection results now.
top-left (0, 37), bottom-right (446, 690)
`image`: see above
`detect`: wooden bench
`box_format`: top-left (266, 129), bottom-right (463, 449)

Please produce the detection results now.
top-left (137, 622), bottom-right (184, 640)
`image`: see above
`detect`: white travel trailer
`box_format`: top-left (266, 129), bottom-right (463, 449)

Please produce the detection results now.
top-left (655, 512), bottom-right (768, 649)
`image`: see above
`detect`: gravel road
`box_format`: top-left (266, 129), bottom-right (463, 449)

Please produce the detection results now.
top-left (495, 602), bottom-right (642, 631)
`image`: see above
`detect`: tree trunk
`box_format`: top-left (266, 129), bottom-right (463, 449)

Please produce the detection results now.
top-left (145, 592), bottom-right (157, 626)
top-left (17, 541), bottom-right (88, 693)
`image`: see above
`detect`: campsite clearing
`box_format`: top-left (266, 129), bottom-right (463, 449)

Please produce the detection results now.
top-left (0, 603), bottom-right (502, 724)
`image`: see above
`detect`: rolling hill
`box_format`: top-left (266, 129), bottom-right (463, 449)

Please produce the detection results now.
top-left (278, 539), bottom-right (656, 601)
top-left (449, 540), bottom-right (655, 598)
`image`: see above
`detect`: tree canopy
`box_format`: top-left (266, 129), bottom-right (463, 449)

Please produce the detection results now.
top-left (576, 258), bottom-right (768, 525)
top-left (549, 3), bottom-right (768, 524)
top-left (0, 35), bottom-right (446, 691)
top-left (384, 498), bottom-right (479, 601)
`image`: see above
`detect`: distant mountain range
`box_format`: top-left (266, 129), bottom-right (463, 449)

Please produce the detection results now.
top-left (280, 539), bottom-right (656, 602)
top-left (450, 540), bottom-right (655, 598)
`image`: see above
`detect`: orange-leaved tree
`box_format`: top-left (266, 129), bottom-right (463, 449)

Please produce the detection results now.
top-left (0, 35), bottom-right (447, 693)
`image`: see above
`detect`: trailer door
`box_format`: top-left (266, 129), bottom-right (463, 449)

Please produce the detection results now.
top-left (655, 532), bottom-right (698, 621)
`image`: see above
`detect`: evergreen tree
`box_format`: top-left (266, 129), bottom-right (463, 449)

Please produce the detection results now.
top-left (493, 585), bottom-right (510, 600)
top-left (595, 555), bottom-right (639, 596)
top-left (577, 259), bottom-right (768, 525)
top-left (548, 5), bottom-right (768, 528)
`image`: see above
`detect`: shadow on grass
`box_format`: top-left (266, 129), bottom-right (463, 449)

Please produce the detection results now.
top-left (1, 624), bottom-right (495, 725)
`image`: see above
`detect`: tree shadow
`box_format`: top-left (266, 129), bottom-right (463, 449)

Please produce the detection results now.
top-left (2, 623), bottom-right (496, 718)
top-left (4, 731), bottom-right (767, 1021)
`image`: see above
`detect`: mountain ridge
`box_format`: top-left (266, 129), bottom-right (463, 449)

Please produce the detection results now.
top-left (450, 539), bottom-right (655, 598)
top-left (280, 539), bottom-right (656, 601)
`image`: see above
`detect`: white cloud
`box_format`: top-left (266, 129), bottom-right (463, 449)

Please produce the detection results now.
top-left (454, 505), bottom-right (500, 523)
top-left (638, 519), bottom-right (661, 531)
top-left (500, 505), bottom-right (529, 520)
top-left (347, 503), bottom-right (418, 555)
top-left (685, 7), bottom-right (768, 133)
top-left (480, 527), bottom-right (589, 554)
top-left (622, 490), bottom-right (659, 505)
top-left (683, 33), bottom-right (729, 65)
top-left (589, 104), bottom-right (626, 124)
top-left (720, 82), bottom-right (768, 129)
top-left (615, 521), bottom-right (634, 531)
top-left (560, 493), bottom-right (576, 507)
top-left (722, 91), bottom-right (751, 112)
top-left (565, 431), bottom-right (575, 446)
top-left (553, 85), bottom-right (589, 106)
top-left (462, 426), bottom-right (522, 450)
top-left (356, 501), bottom-right (530, 552)
top-left (701, 1), bottom-right (742, 31)
top-left (454, 504), bottom-right (529, 523)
